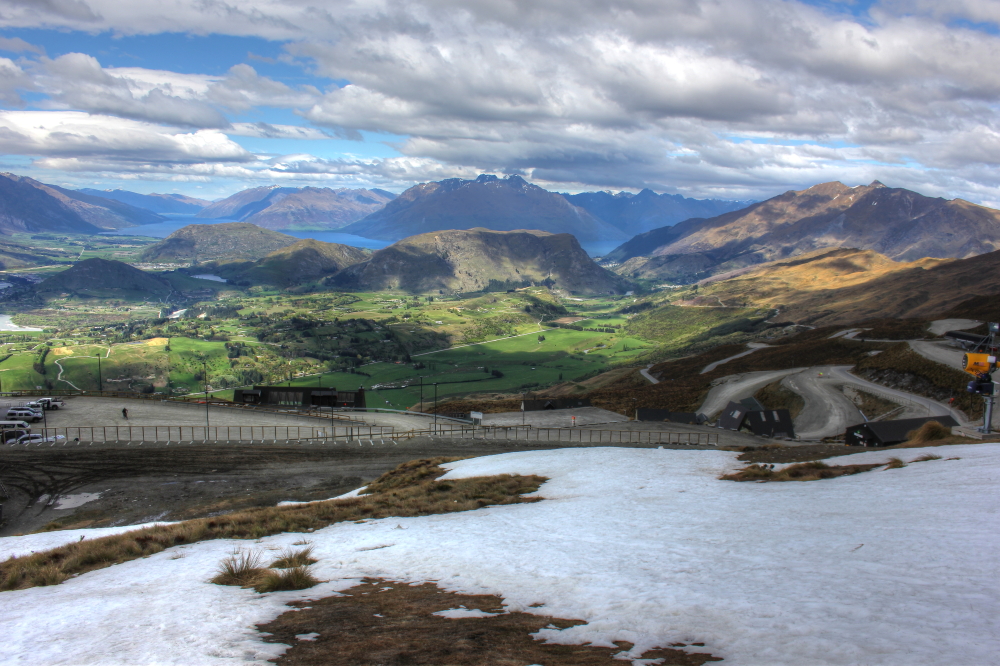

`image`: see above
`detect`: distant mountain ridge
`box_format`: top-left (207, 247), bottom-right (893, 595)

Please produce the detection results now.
top-left (607, 181), bottom-right (1000, 282)
top-left (211, 239), bottom-right (369, 287)
top-left (196, 185), bottom-right (395, 230)
top-left (329, 227), bottom-right (630, 294)
top-left (693, 246), bottom-right (1000, 326)
top-left (561, 189), bottom-right (752, 238)
top-left (34, 258), bottom-right (174, 298)
top-left (140, 223), bottom-right (299, 263)
top-left (341, 174), bottom-right (629, 243)
top-left (77, 189), bottom-right (211, 214)
top-left (0, 173), bottom-right (164, 234)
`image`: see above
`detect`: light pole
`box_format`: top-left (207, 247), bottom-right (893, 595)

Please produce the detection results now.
top-left (203, 360), bottom-right (209, 429)
top-left (97, 354), bottom-right (103, 392)
top-left (419, 376), bottom-right (423, 412)
top-left (522, 391), bottom-right (526, 426)
top-left (433, 382), bottom-right (438, 433)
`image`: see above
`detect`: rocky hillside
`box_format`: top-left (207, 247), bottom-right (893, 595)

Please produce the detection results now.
top-left (77, 189), bottom-right (210, 214)
top-left (0, 173), bottom-right (164, 233)
top-left (214, 239), bottom-right (369, 286)
top-left (690, 246), bottom-right (1000, 325)
top-left (140, 223), bottom-right (299, 263)
top-left (341, 174), bottom-right (627, 243)
top-left (561, 189), bottom-right (751, 238)
top-left (34, 258), bottom-right (174, 299)
top-left (329, 228), bottom-right (630, 294)
top-left (607, 181), bottom-right (1000, 281)
top-left (196, 185), bottom-right (394, 230)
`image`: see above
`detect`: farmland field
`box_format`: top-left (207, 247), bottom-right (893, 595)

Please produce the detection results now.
top-left (0, 284), bottom-right (778, 407)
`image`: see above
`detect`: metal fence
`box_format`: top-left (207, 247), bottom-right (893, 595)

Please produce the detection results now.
top-left (6, 423), bottom-right (396, 444)
top-left (402, 425), bottom-right (719, 445)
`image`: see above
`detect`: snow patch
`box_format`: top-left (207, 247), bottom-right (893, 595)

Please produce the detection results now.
top-left (433, 607), bottom-right (502, 619)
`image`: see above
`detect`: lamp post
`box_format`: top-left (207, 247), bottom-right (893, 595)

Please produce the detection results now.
top-left (419, 376), bottom-right (424, 412)
top-left (522, 391), bottom-right (526, 426)
top-left (433, 382), bottom-right (438, 433)
top-left (203, 360), bottom-right (209, 429)
top-left (97, 354), bottom-right (103, 392)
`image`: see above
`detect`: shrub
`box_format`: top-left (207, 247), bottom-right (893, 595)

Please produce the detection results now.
top-left (211, 549), bottom-right (265, 587)
top-left (252, 566), bottom-right (319, 593)
top-left (270, 547), bottom-right (317, 569)
top-left (906, 421), bottom-right (950, 444)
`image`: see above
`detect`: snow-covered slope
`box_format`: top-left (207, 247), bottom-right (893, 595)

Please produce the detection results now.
top-left (3, 445), bottom-right (998, 665)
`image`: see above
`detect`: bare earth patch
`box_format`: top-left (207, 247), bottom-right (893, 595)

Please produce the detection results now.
top-left (258, 578), bottom-right (722, 665)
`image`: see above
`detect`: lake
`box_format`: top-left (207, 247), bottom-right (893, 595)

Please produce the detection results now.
top-left (0, 315), bottom-right (42, 331)
top-left (102, 214), bottom-right (616, 256)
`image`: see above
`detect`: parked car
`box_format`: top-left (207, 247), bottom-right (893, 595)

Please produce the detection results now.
top-left (6, 408), bottom-right (42, 423)
top-left (35, 398), bottom-right (66, 410)
top-left (15, 433), bottom-right (65, 445)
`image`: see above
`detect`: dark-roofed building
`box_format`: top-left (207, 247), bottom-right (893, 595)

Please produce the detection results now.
top-left (716, 400), bottom-right (796, 439)
top-left (233, 386), bottom-right (366, 410)
top-left (521, 397), bottom-right (591, 411)
top-left (845, 415), bottom-right (959, 447)
top-left (636, 408), bottom-right (706, 425)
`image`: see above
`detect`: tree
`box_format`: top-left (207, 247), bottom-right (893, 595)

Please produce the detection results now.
top-left (537, 334), bottom-right (545, 342)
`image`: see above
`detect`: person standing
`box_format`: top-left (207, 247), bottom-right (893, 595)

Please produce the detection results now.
top-left (122, 407), bottom-right (128, 420)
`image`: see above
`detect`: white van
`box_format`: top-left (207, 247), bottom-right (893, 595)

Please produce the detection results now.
top-left (0, 420), bottom-right (31, 443)
top-left (7, 408), bottom-right (42, 423)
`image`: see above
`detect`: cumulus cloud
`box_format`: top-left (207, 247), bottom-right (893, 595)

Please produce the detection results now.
top-left (0, 111), bottom-right (252, 164)
top-left (30, 55), bottom-right (319, 129)
top-left (6, 0), bottom-right (1000, 202)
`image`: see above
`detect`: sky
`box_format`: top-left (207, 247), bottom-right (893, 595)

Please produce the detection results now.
top-left (1, 1), bottom-right (1000, 205)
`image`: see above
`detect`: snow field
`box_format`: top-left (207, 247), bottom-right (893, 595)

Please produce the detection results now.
top-left (1, 444), bottom-right (998, 665)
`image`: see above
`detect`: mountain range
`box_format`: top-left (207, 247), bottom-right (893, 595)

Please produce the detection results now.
top-left (607, 181), bottom-right (1000, 282)
top-left (196, 185), bottom-right (395, 231)
top-left (77, 189), bottom-right (211, 214)
top-left (329, 227), bottom-right (629, 294)
top-left (561, 189), bottom-right (752, 238)
top-left (0, 173), bottom-right (164, 234)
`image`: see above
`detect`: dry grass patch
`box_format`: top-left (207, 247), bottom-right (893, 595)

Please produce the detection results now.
top-left (884, 457), bottom-right (907, 469)
top-left (257, 578), bottom-right (721, 665)
top-left (270, 547), bottom-right (317, 569)
top-left (722, 460), bottom-right (884, 482)
top-left (252, 566), bottom-right (320, 593)
top-left (907, 420), bottom-right (951, 444)
top-left (1, 458), bottom-right (546, 592)
top-left (724, 451), bottom-right (958, 482)
top-left (211, 549), bottom-right (265, 587)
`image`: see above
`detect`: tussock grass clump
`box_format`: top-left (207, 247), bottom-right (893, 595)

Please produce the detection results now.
top-left (270, 547), bottom-right (316, 569)
top-left (722, 460), bottom-right (882, 482)
top-left (211, 549), bottom-right (265, 587)
top-left (1, 457), bottom-right (546, 593)
top-left (884, 457), bottom-right (907, 469)
top-left (252, 565), bottom-right (320, 593)
top-left (912, 454), bottom-right (942, 462)
top-left (907, 421), bottom-right (951, 444)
